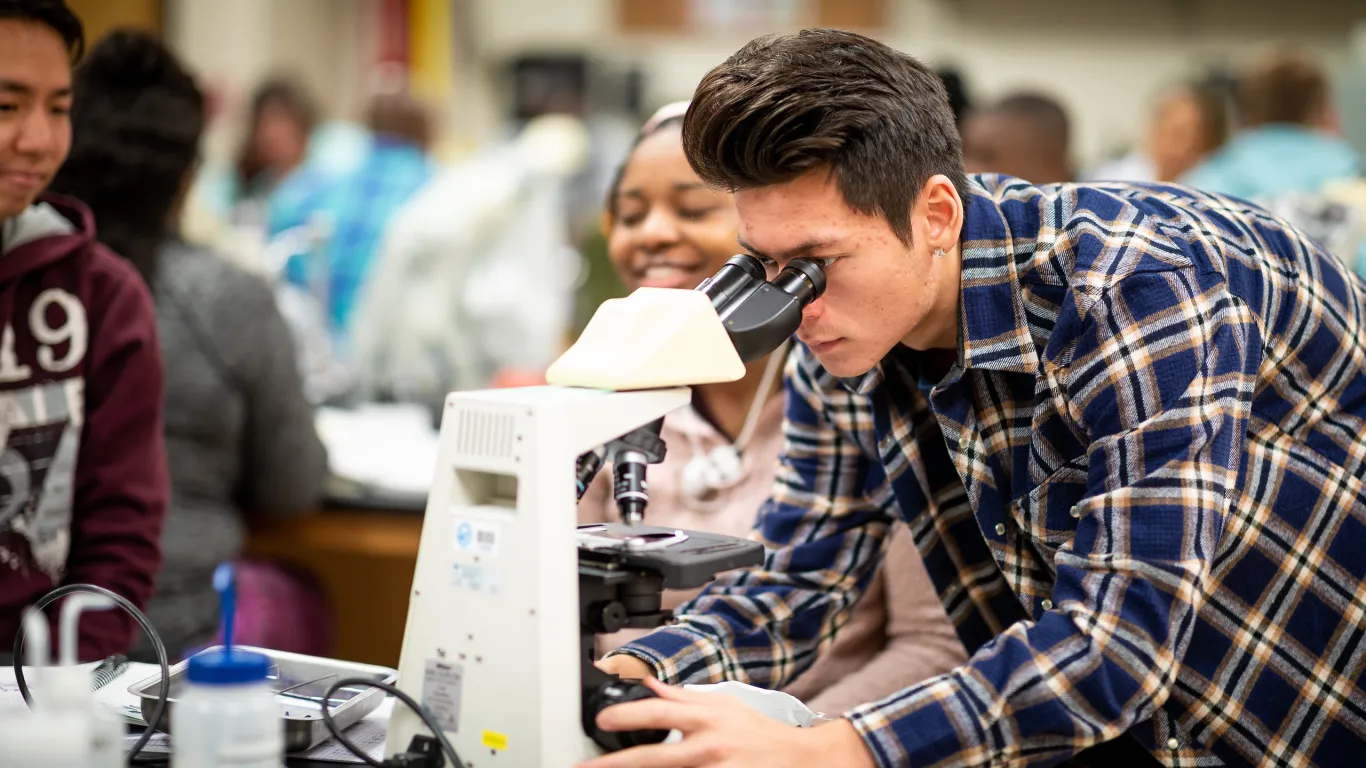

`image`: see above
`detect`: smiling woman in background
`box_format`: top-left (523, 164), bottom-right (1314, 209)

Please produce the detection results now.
top-left (580, 102), bottom-right (966, 716)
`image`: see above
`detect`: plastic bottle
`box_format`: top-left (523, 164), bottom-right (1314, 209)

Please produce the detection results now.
top-left (170, 563), bottom-right (284, 767)
top-left (0, 599), bottom-right (124, 768)
top-left (170, 647), bottom-right (284, 767)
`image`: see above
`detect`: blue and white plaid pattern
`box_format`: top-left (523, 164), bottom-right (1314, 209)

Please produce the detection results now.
top-left (613, 176), bottom-right (1366, 767)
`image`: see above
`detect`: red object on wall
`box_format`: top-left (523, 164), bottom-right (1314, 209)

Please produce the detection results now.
top-left (374, 0), bottom-right (410, 69)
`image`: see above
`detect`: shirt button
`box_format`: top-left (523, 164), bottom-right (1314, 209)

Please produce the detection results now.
top-left (1041, 599), bottom-right (1053, 610)
top-left (1166, 738), bottom-right (1179, 750)
top-left (1070, 505), bottom-right (1081, 518)
top-left (994, 523), bottom-right (1006, 535)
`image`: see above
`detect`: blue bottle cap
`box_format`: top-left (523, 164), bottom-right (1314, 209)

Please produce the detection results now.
top-left (186, 648), bottom-right (271, 685)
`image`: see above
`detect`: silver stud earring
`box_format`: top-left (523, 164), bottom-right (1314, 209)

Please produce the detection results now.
top-left (933, 247), bottom-right (947, 259)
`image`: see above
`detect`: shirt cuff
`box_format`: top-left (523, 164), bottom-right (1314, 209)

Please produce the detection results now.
top-left (606, 624), bottom-right (728, 686)
top-left (845, 672), bottom-right (986, 768)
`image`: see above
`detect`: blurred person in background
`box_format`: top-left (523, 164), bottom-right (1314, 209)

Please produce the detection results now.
top-left (231, 78), bottom-right (318, 214)
top-left (351, 113), bottom-right (588, 405)
top-left (935, 67), bottom-right (972, 129)
top-left (961, 92), bottom-right (1073, 184)
top-left (47, 29), bottom-right (330, 661)
top-left (1184, 45), bottom-right (1366, 276)
top-left (1182, 45), bottom-right (1360, 199)
top-left (183, 77), bottom-right (320, 237)
top-left (1149, 80), bottom-right (1230, 182)
top-left (270, 89), bottom-right (435, 339)
top-left (580, 101), bottom-right (966, 716)
top-left (0, 0), bottom-right (167, 662)
top-left (1088, 79), bottom-right (1230, 183)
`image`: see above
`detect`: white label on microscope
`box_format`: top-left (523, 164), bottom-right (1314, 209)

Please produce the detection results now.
top-left (422, 660), bottom-right (463, 734)
top-left (452, 563), bottom-right (501, 596)
top-left (453, 516), bottom-right (501, 558)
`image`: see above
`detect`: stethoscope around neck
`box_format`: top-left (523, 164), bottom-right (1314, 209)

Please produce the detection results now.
top-left (678, 340), bottom-right (788, 512)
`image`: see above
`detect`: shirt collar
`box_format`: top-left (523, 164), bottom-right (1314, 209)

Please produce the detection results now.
top-left (839, 177), bottom-right (1042, 396)
top-left (955, 179), bottom-right (1041, 376)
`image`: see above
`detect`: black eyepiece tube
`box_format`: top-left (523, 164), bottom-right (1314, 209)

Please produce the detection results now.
top-left (719, 258), bottom-right (828, 362)
top-left (697, 254), bottom-right (766, 315)
top-left (771, 258), bottom-right (827, 305)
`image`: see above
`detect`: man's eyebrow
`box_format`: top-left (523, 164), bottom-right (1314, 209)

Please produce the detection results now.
top-left (736, 235), bottom-right (839, 261)
top-left (0, 80), bottom-right (70, 97)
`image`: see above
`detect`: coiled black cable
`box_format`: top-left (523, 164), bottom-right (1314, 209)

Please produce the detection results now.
top-left (10, 583), bottom-right (171, 762)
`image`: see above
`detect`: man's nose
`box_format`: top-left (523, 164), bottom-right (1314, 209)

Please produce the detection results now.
top-left (15, 110), bottom-right (57, 157)
top-left (800, 298), bottom-right (824, 324)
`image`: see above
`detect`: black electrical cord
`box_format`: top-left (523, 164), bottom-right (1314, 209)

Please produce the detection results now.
top-left (321, 677), bottom-right (465, 768)
top-left (11, 583), bottom-right (172, 762)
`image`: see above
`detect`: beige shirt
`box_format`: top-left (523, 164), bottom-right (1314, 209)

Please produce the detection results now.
top-left (580, 391), bottom-right (966, 715)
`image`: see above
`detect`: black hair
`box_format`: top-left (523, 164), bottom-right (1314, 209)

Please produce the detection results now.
top-left (603, 112), bottom-right (686, 221)
top-left (46, 29), bottom-right (205, 287)
top-left (0, 0), bottom-right (83, 61)
top-left (683, 29), bottom-right (967, 244)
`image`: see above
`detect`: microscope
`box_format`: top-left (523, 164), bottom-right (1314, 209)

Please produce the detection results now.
top-left (386, 255), bottom-right (825, 766)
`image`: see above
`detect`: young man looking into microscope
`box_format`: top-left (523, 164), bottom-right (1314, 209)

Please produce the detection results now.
top-left (585, 28), bottom-right (1366, 768)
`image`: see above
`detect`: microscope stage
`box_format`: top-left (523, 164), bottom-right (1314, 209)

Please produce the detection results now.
top-left (577, 524), bottom-right (765, 590)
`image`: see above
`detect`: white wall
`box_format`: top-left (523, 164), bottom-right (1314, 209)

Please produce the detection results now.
top-left (166, 0), bottom-right (371, 163)
top-left (471, 0), bottom-right (1366, 168)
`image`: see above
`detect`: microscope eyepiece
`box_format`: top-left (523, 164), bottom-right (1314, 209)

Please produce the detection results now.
top-left (703, 256), bottom-right (827, 363)
top-left (697, 254), bottom-right (766, 314)
top-left (771, 258), bottom-right (827, 305)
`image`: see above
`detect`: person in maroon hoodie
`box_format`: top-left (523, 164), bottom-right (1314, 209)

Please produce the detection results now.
top-left (0, 0), bottom-right (167, 661)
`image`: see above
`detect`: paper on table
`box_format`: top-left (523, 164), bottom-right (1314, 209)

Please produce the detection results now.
top-left (316, 404), bottom-right (439, 495)
top-left (0, 661), bottom-right (102, 717)
top-left (93, 662), bottom-right (162, 724)
top-left (126, 695), bottom-right (395, 764)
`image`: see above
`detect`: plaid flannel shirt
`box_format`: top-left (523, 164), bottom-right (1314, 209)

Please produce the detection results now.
top-left (613, 176), bottom-right (1366, 767)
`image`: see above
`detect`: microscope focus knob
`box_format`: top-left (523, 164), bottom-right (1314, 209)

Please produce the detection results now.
top-left (585, 679), bottom-right (670, 752)
top-left (587, 601), bottom-right (628, 634)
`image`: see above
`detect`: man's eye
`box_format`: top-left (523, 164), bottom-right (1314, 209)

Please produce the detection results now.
top-left (0, 104), bottom-right (18, 114)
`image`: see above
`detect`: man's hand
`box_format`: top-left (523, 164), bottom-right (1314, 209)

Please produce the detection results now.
top-left (595, 654), bottom-right (654, 680)
top-left (574, 677), bottom-right (877, 768)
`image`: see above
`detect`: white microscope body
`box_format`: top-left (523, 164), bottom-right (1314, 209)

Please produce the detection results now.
top-left (388, 257), bottom-right (826, 766)
top-left (387, 289), bottom-right (743, 765)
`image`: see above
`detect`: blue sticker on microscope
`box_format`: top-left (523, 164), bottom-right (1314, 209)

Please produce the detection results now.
top-left (455, 521), bottom-right (473, 550)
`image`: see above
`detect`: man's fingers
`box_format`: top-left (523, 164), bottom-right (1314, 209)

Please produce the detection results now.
top-left (644, 676), bottom-right (706, 702)
top-left (575, 739), bottom-right (715, 768)
top-left (596, 697), bottom-right (710, 734)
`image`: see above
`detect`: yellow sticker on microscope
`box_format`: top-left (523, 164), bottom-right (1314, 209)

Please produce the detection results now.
top-left (482, 730), bottom-right (508, 751)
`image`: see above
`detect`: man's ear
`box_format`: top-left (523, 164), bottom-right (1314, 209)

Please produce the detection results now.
top-left (917, 174), bottom-right (963, 252)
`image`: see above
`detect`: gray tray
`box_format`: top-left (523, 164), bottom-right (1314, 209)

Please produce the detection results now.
top-left (128, 645), bottom-right (398, 752)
